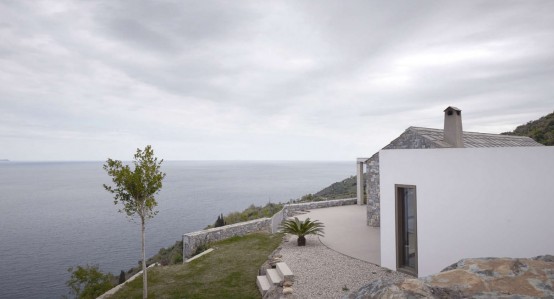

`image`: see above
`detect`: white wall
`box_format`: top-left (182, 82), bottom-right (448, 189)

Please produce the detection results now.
top-left (380, 146), bottom-right (554, 277)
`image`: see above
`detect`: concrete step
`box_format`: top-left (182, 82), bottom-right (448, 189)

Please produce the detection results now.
top-left (256, 275), bottom-right (271, 295)
top-left (276, 262), bottom-right (294, 282)
top-left (266, 268), bottom-right (282, 285)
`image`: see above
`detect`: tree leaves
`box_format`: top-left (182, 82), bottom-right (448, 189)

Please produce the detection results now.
top-left (103, 145), bottom-right (166, 299)
top-left (103, 145), bottom-right (166, 220)
top-left (502, 111), bottom-right (554, 145)
top-left (66, 264), bottom-right (114, 299)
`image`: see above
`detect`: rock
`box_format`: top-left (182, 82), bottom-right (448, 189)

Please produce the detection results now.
top-left (269, 257), bottom-right (282, 267)
top-left (533, 254), bottom-right (554, 263)
top-left (283, 280), bottom-right (294, 287)
top-left (347, 256), bottom-right (554, 299)
top-left (283, 287), bottom-right (294, 295)
top-left (262, 286), bottom-right (281, 299)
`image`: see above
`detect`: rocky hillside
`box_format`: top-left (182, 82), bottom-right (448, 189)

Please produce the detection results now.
top-left (294, 175), bottom-right (360, 202)
top-left (502, 111), bottom-right (554, 145)
top-left (314, 175), bottom-right (358, 199)
top-left (348, 255), bottom-right (554, 298)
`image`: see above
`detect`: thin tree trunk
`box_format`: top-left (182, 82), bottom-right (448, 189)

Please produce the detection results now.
top-left (142, 217), bottom-right (147, 299)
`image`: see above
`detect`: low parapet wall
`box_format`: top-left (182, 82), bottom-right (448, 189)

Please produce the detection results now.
top-left (283, 198), bottom-right (356, 217)
top-left (182, 198), bottom-right (356, 260)
top-left (97, 263), bottom-right (159, 299)
top-left (182, 218), bottom-right (271, 260)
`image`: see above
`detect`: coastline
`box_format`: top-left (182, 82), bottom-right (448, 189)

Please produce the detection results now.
top-left (1, 161), bottom-right (355, 298)
top-left (118, 176), bottom-right (357, 281)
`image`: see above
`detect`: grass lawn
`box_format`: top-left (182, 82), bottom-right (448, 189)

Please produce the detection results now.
top-left (109, 232), bottom-right (283, 299)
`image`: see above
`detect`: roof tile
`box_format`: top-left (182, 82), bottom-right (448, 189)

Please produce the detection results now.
top-left (408, 127), bottom-right (543, 148)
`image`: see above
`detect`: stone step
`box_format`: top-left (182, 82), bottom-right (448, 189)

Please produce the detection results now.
top-left (266, 268), bottom-right (282, 285)
top-left (276, 262), bottom-right (294, 282)
top-left (256, 275), bottom-right (271, 295)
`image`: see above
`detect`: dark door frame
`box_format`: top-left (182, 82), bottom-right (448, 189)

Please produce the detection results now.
top-left (395, 184), bottom-right (418, 276)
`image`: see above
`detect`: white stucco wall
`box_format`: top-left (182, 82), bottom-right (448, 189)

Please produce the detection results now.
top-left (380, 146), bottom-right (554, 277)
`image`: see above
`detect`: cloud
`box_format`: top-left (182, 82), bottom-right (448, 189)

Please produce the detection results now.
top-left (0, 0), bottom-right (553, 160)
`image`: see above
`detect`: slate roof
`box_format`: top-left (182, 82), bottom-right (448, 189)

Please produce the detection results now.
top-left (408, 127), bottom-right (544, 148)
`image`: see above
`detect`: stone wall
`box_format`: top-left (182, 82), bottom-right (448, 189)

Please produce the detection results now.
top-left (182, 199), bottom-right (356, 260)
top-left (182, 218), bottom-right (271, 260)
top-left (366, 128), bottom-right (440, 227)
top-left (283, 198), bottom-right (356, 217)
top-left (366, 153), bottom-right (380, 227)
top-left (97, 263), bottom-right (159, 299)
top-left (270, 208), bottom-right (285, 233)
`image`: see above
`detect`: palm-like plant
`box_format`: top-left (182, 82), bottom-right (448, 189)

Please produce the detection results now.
top-left (280, 217), bottom-right (325, 246)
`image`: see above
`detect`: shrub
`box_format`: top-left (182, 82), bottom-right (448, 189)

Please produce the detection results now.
top-left (118, 270), bottom-right (126, 284)
top-left (207, 202), bottom-right (284, 228)
top-left (214, 213), bottom-right (226, 227)
top-left (66, 264), bottom-right (115, 299)
top-left (193, 240), bottom-right (210, 256)
top-left (280, 217), bottom-right (325, 246)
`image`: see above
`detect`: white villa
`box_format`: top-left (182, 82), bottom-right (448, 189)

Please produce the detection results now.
top-left (357, 107), bottom-right (554, 277)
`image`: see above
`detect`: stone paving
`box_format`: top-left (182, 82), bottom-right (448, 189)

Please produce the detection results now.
top-left (277, 204), bottom-right (408, 298)
top-left (292, 204), bottom-right (380, 264)
top-left (278, 234), bottom-right (408, 298)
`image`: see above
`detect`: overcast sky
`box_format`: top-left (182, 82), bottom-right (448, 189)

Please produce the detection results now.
top-left (1, 0), bottom-right (553, 161)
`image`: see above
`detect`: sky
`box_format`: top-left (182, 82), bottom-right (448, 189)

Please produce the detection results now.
top-left (1, 0), bottom-right (553, 161)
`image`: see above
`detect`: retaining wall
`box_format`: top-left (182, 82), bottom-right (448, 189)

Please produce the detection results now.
top-left (270, 208), bottom-right (285, 233)
top-left (182, 218), bottom-right (271, 260)
top-left (182, 198), bottom-right (356, 260)
top-left (283, 198), bottom-right (356, 217)
top-left (97, 263), bottom-right (159, 299)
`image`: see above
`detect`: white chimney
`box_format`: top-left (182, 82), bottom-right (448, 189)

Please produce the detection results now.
top-left (443, 106), bottom-right (464, 148)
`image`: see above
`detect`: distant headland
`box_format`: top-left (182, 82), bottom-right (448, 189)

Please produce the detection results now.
top-left (0, 159), bottom-right (9, 162)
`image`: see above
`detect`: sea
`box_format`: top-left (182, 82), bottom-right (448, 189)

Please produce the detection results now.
top-left (0, 160), bottom-right (354, 299)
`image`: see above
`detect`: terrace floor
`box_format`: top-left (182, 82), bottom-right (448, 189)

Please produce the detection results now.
top-left (292, 204), bottom-right (381, 265)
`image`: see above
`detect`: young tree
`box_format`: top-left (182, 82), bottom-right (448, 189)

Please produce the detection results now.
top-left (103, 145), bottom-right (166, 299)
top-left (214, 213), bottom-right (226, 227)
top-left (118, 270), bottom-right (126, 284)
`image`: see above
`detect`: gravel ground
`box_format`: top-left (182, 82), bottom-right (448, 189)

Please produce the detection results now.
top-left (278, 234), bottom-right (409, 299)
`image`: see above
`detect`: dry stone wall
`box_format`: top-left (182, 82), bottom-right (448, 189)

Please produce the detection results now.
top-left (366, 153), bottom-right (380, 227)
top-left (366, 128), bottom-right (441, 227)
top-left (182, 199), bottom-right (356, 260)
top-left (182, 218), bottom-right (271, 260)
top-left (283, 198), bottom-right (356, 217)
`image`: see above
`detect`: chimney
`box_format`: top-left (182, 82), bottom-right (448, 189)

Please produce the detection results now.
top-left (443, 106), bottom-right (464, 147)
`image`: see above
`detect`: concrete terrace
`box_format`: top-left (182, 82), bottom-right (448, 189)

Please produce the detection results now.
top-left (293, 204), bottom-right (380, 265)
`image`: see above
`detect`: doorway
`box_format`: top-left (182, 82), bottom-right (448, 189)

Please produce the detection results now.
top-left (395, 185), bottom-right (417, 276)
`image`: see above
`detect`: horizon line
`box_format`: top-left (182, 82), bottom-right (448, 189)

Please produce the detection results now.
top-left (1, 159), bottom-right (355, 163)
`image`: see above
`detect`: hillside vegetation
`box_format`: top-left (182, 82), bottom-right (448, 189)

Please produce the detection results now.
top-left (207, 176), bottom-right (358, 228)
top-left (314, 175), bottom-right (358, 199)
top-left (502, 111), bottom-right (554, 145)
top-left (122, 167), bottom-right (360, 288)
top-left (289, 175), bottom-right (360, 203)
top-left (110, 232), bottom-right (282, 299)
top-left (207, 202), bottom-right (284, 229)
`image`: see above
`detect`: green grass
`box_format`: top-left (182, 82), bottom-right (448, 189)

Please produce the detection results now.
top-left (109, 232), bottom-right (283, 299)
